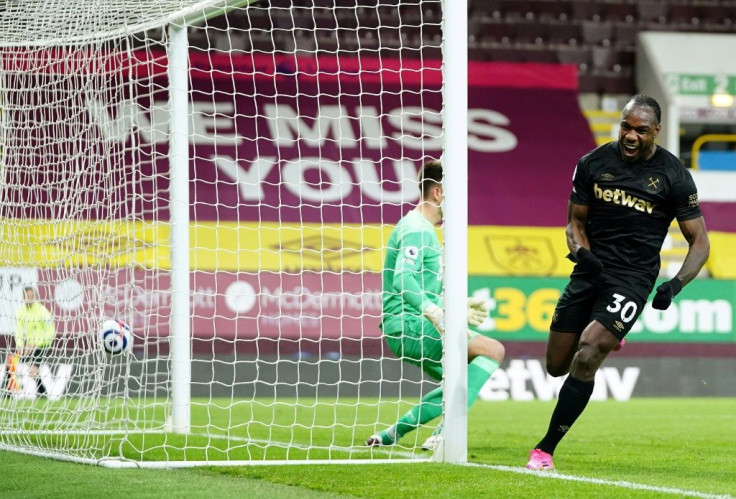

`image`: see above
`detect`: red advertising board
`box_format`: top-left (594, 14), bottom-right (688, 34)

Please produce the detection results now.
top-left (40, 269), bottom-right (382, 343)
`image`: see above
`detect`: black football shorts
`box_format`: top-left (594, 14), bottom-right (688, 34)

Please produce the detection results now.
top-left (550, 273), bottom-right (649, 340)
top-left (22, 347), bottom-right (51, 367)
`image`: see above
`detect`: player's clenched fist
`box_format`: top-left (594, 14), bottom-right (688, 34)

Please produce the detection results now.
top-left (569, 247), bottom-right (604, 275)
top-left (652, 278), bottom-right (682, 310)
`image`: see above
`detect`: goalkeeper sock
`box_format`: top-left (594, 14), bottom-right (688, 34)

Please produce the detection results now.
top-left (395, 357), bottom-right (499, 438)
top-left (428, 357), bottom-right (500, 436)
top-left (535, 375), bottom-right (594, 455)
top-left (395, 386), bottom-right (443, 438)
top-left (36, 377), bottom-right (46, 395)
top-left (468, 356), bottom-right (499, 408)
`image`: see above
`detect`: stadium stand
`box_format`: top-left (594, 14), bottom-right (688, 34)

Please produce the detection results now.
top-left (465, 0), bottom-right (736, 96)
top-left (187, 0), bottom-right (736, 98)
top-left (180, 0), bottom-right (736, 163)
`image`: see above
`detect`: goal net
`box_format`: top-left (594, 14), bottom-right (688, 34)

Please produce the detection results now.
top-left (0, 0), bottom-right (456, 466)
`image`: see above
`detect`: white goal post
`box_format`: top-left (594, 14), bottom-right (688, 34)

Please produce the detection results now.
top-left (0, 0), bottom-right (468, 467)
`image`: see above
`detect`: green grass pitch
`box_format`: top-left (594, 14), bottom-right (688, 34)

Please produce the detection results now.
top-left (1, 398), bottom-right (734, 498)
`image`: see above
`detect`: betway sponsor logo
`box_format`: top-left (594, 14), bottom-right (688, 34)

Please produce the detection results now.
top-left (594, 183), bottom-right (655, 214)
top-left (479, 359), bottom-right (640, 401)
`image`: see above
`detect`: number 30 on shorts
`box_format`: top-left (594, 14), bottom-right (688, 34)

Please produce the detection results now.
top-left (606, 293), bottom-right (638, 323)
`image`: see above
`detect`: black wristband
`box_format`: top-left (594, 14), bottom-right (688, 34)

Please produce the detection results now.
top-left (576, 247), bottom-right (592, 261)
top-left (669, 277), bottom-right (683, 296)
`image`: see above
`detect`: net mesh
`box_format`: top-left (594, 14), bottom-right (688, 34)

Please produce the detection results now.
top-left (0, 0), bottom-right (444, 464)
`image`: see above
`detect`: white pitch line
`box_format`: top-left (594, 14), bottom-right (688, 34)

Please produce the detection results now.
top-left (467, 463), bottom-right (734, 499)
top-left (193, 432), bottom-right (427, 460)
top-left (90, 431), bottom-right (732, 496)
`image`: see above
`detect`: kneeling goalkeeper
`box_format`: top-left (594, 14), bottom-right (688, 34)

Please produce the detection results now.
top-left (2, 286), bottom-right (55, 398)
top-left (366, 160), bottom-right (505, 450)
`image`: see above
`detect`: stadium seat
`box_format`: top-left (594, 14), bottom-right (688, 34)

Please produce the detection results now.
top-left (376, 6), bottom-right (401, 28)
top-left (703, 5), bottom-right (736, 26)
top-left (669, 5), bottom-right (703, 26)
top-left (486, 46), bottom-right (529, 63)
top-left (396, 25), bottom-right (420, 45)
top-left (581, 72), bottom-right (635, 95)
top-left (468, 46), bottom-right (492, 61)
top-left (477, 22), bottom-right (516, 45)
top-left (503, 0), bottom-right (534, 20)
top-left (582, 21), bottom-right (614, 46)
top-left (419, 45), bottom-right (442, 59)
top-left (188, 29), bottom-right (211, 51)
top-left (206, 13), bottom-right (231, 30)
top-left (592, 47), bottom-right (634, 72)
top-left (547, 23), bottom-right (582, 46)
top-left (249, 33), bottom-right (277, 53)
top-left (468, 18), bottom-right (486, 44)
top-left (315, 32), bottom-right (339, 53)
top-left (637, 2), bottom-right (669, 24)
top-left (613, 22), bottom-right (639, 47)
top-left (246, 12), bottom-right (274, 32)
top-left (420, 23), bottom-right (442, 44)
top-left (530, 0), bottom-right (572, 21)
top-left (334, 10), bottom-right (360, 30)
top-left (314, 13), bottom-right (338, 31)
top-left (572, 2), bottom-right (604, 22)
top-left (604, 3), bottom-right (637, 23)
top-left (377, 27), bottom-right (402, 49)
top-left (270, 10), bottom-right (298, 30)
top-left (469, 0), bottom-right (503, 19)
top-left (293, 13), bottom-right (317, 30)
top-left (557, 47), bottom-right (593, 69)
top-left (355, 28), bottom-right (380, 49)
top-left (514, 21), bottom-right (549, 45)
top-left (521, 48), bottom-right (559, 64)
top-left (490, 46), bottom-right (559, 63)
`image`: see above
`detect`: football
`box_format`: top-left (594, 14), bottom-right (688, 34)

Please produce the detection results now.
top-left (99, 318), bottom-right (133, 355)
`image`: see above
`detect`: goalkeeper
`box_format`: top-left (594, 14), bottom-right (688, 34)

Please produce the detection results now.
top-left (366, 160), bottom-right (505, 450)
top-left (2, 286), bottom-right (55, 398)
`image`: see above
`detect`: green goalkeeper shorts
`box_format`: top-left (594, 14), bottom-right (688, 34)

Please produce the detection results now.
top-left (384, 315), bottom-right (443, 380)
top-left (383, 316), bottom-right (481, 381)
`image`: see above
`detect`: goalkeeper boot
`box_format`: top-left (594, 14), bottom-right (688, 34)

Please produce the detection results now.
top-left (526, 448), bottom-right (555, 471)
top-left (421, 421), bottom-right (443, 451)
top-left (365, 426), bottom-right (398, 447)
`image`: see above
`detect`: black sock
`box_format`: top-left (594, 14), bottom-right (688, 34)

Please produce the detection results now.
top-left (36, 377), bottom-right (46, 395)
top-left (535, 376), bottom-right (595, 455)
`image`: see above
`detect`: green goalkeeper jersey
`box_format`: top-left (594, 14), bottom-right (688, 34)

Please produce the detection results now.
top-left (381, 209), bottom-right (443, 334)
top-left (15, 302), bottom-right (55, 349)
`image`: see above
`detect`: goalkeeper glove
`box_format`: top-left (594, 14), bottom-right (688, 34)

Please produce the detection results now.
top-left (652, 278), bottom-right (682, 310)
top-left (467, 297), bottom-right (490, 327)
top-left (567, 247), bottom-right (604, 276)
top-left (423, 303), bottom-right (444, 333)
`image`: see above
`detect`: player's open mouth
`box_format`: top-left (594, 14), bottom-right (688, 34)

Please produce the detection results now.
top-left (622, 142), bottom-right (638, 156)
